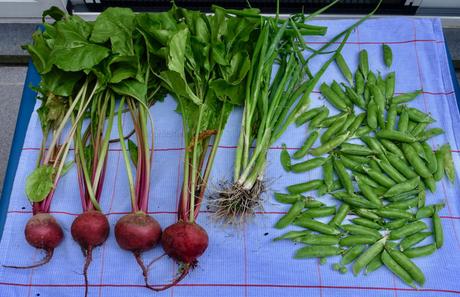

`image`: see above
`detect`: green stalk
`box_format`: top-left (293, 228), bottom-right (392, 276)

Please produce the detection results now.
top-left (189, 105), bottom-right (205, 222)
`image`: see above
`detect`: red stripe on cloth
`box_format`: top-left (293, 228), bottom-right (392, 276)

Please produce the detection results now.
top-left (305, 39), bottom-right (443, 45)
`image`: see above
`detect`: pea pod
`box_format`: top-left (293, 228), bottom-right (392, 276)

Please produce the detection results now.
top-left (352, 237), bottom-right (386, 276)
top-left (399, 232), bottom-right (432, 251)
top-left (380, 139), bottom-right (404, 157)
top-left (344, 154), bottom-right (370, 164)
top-left (377, 73), bottom-right (387, 101)
top-left (389, 221), bottom-right (427, 240)
top-left (440, 143), bottom-right (455, 183)
top-left (274, 192), bottom-right (304, 204)
top-left (385, 72), bottom-right (395, 100)
top-left (344, 85), bottom-right (366, 109)
top-left (404, 244), bottom-right (436, 258)
top-left (354, 208), bottom-right (382, 221)
top-left (294, 245), bottom-right (342, 259)
top-left (298, 206), bottom-right (336, 219)
top-left (337, 113), bottom-right (356, 134)
top-left (411, 122), bottom-right (429, 137)
top-left (385, 219), bottom-right (408, 230)
top-left (304, 198), bottom-right (326, 208)
top-left (332, 192), bottom-right (380, 209)
top-left (336, 53), bottom-right (354, 86)
top-left (406, 107), bottom-right (434, 123)
top-left (433, 149), bottom-right (445, 181)
top-left (385, 104), bottom-right (397, 130)
top-left (418, 128), bottom-right (444, 141)
top-left (376, 208), bottom-right (413, 219)
top-left (294, 234), bottom-right (340, 245)
top-left (367, 71), bottom-right (376, 86)
top-left (386, 247), bottom-right (425, 285)
top-left (310, 132), bottom-right (350, 156)
top-left (355, 125), bottom-right (372, 137)
top-left (291, 157), bottom-right (326, 173)
top-left (333, 157), bottom-right (354, 194)
top-left (359, 49), bottom-right (369, 78)
top-left (341, 155), bottom-right (366, 174)
top-left (407, 120), bottom-right (417, 133)
top-left (383, 177), bottom-right (420, 197)
top-left (375, 158), bottom-right (407, 183)
top-left (361, 136), bottom-right (386, 157)
top-left (295, 106), bottom-right (324, 127)
top-left (293, 131), bottom-right (319, 159)
top-left (387, 153), bottom-right (418, 179)
top-left (342, 224), bottom-right (382, 238)
top-left (274, 200), bottom-right (305, 229)
top-left (355, 70), bottom-right (365, 95)
top-left (341, 245), bottom-right (366, 265)
top-left (310, 108), bottom-right (330, 129)
top-left (376, 130), bottom-right (417, 143)
top-left (356, 177), bottom-right (383, 207)
top-left (351, 218), bottom-right (382, 230)
top-left (354, 172), bottom-right (381, 188)
top-left (320, 113), bottom-right (349, 144)
top-left (391, 90), bottom-right (422, 105)
top-left (417, 185), bottom-right (426, 208)
top-left (423, 176), bottom-right (436, 193)
top-left (348, 112), bottom-right (366, 135)
top-left (340, 235), bottom-right (380, 246)
top-left (329, 203), bottom-right (350, 227)
top-left (317, 179), bottom-right (342, 196)
top-left (363, 167), bottom-right (395, 188)
top-left (320, 83), bottom-right (349, 112)
top-left (367, 102), bottom-right (378, 129)
top-left (421, 142), bottom-right (437, 173)
top-left (402, 144), bottom-right (432, 178)
top-left (365, 255), bottom-right (383, 274)
top-left (331, 81), bottom-right (354, 107)
top-left (398, 109), bottom-right (409, 133)
top-left (381, 250), bottom-right (415, 288)
top-left (433, 212), bottom-right (443, 249)
top-left (273, 230), bottom-right (311, 241)
top-left (383, 44), bottom-right (393, 67)
top-left (294, 218), bottom-right (340, 235)
top-left (415, 205), bottom-right (442, 219)
top-left (340, 143), bottom-right (374, 156)
top-left (319, 112), bottom-right (347, 128)
top-left (323, 158), bottom-right (334, 191)
top-left (386, 197), bottom-right (419, 210)
top-left (287, 179), bottom-right (324, 194)
top-left (370, 85), bottom-right (385, 113)
top-left (386, 189), bottom-right (419, 202)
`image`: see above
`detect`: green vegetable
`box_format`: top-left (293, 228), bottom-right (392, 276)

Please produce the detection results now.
top-left (383, 44), bottom-right (393, 67)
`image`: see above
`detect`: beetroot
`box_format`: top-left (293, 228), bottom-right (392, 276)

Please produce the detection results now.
top-left (115, 212), bottom-right (162, 252)
top-left (71, 210), bottom-right (110, 248)
top-left (4, 213), bottom-right (63, 269)
top-left (161, 222), bottom-right (208, 263)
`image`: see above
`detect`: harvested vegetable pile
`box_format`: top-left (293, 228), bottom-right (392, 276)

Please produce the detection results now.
top-left (274, 43), bottom-right (455, 287)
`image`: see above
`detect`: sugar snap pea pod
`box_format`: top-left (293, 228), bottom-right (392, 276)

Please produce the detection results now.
top-left (376, 208), bottom-right (413, 219)
top-left (359, 49), bottom-right (369, 78)
top-left (363, 167), bottom-right (395, 188)
top-left (295, 106), bottom-right (324, 127)
top-left (433, 212), bottom-right (443, 249)
top-left (351, 218), bottom-right (382, 230)
top-left (389, 221), bottom-right (427, 240)
top-left (385, 72), bottom-right (395, 100)
top-left (294, 234), bottom-right (340, 245)
top-left (370, 85), bottom-right (386, 113)
top-left (391, 90), bottom-right (422, 105)
top-left (274, 200), bottom-right (305, 229)
top-left (331, 81), bottom-right (354, 107)
top-left (293, 131), bottom-right (319, 159)
top-left (376, 130), bottom-right (417, 143)
top-left (376, 158), bottom-right (407, 183)
top-left (355, 70), bottom-right (365, 95)
top-left (423, 176), bottom-right (436, 193)
top-left (386, 153), bottom-right (417, 179)
top-left (399, 232), bottom-right (432, 251)
top-left (406, 108), bottom-right (434, 123)
top-left (323, 157), bottom-right (334, 191)
top-left (336, 53), bottom-right (354, 86)
top-left (418, 128), bottom-right (444, 141)
top-left (401, 144), bottom-right (432, 178)
top-left (404, 243), bottom-right (436, 258)
top-left (398, 109), bottom-right (409, 133)
top-left (385, 219), bottom-right (408, 230)
top-left (381, 250), bottom-right (415, 288)
top-left (310, 108), bottom-right (330, 129)
top-left (367, 102), bottom-right (378, 129)
top-left (294, 218), bottom-right (340, 235)
top-left (377, 106), bottom-right (386, 130)
top-left (329, 203), bottom-right (350, 226)
top-left (380, 139), bottom-right (404, 156)
top-left (385, 189), bottom-right (419, 202)
top-left (319, 112), bottom-right (347, 128)
top-left (386, 247), bottom-right (425, 285)
top-left (383, 44), bottom-right (393, 67)
top-left (342, 224), bottom-right (382, 238)
top-left (298, 206), bottom-right (337, 219)
top-left (340, 235), bottom-right (380, 246)
top-left (344, 85), bottom-right (366, 109)
top-left (333, 157), bottom-right (354, 194)
top-left (411, 122), bottom-right (429, 137)
top-left (340, 143), bottom-right (375, 156)
top-left (294, 245), bottom-right (343, 259)
top-left (421, 142), bottom-right (437, 173)
top-left (411, 142), bottom-right (427, 160)
top-left (320, 83), bottom-right (349, 112)
top-left (341, 155), bottom-right (367, 174)
top-left (274, 193), bottom-right (305, 204)
top-left (386, 197), bottom-right (419, 210)
top-left (369, 159), bottom-right (382, 173)
top-left (415, 206), bottom-right (436, 219)
top-left (364, 84), bottom-right (371, 104)
top-left (365, 255), bottom-right (383, 274)
top-left (320, 113), bottom-right (349, 143)
top-left (356, 177), bottom-right (383, 207)
top-left (287, 179), bottom-right (324, 194)
top-left (291, 157), bottom-right (327, 173)
top-left (337, 113), bottom-right (357, 134)
top-left (407, 121), bottom-right (417, 133)
top-left (310, 132), bottom-right (351, 157)
top-left (383, 177), bottom-right (420, 197)
top-left (354, 126), bottom-right (372, 137)
top-left (317, 179), bottom-right (342, 196)
top-left (304, 198), bottom-right (326, 208)
top-left (341, 245), bottom-right (366, 265)
top-left (433, 149), bottom-right (445, 181)
top-left (385, 105), bottom-right (397, 131)
top-left (273, 230), bottom-right (311, 241)
top-left (377, 74), bottom-right (386, 100)
top-left (345, 154), bottom-right (370, 164)
top-left (354, 208), bottom-right (383, 221)
top-left (367, 71), bottom-right (376, 85)
top-left (352, 237), bottom-right (386, 276)
top-left (332, 192), bottom-right (380, 209)
top-left (354, 172), bottom-right (381, 188)
top-left (417, 185), bottom-right (426, 208)
top-left (361, 136), bottom-right (386, 157)
top-left (440, 143), bottom-right (455, 183)
top-left (280, 143), bottom-right (291, 172)
top-left (348, 112), bottom-right (366, 135)
top-left (333, 263), bottom-right (341, 271)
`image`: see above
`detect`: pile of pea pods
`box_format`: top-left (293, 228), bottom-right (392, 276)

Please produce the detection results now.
top-left (274, 44), bottom-right (456, 288)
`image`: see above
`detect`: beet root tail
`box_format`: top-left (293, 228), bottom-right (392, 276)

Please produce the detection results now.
top-left (153, 264), bottom-right (191, 292)
top-left (133, 251), bottom-right (159, 291)
top-left (83, 246), bottom-right (93, 297)
top-left (3, 248), bottom-right (54, 269)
